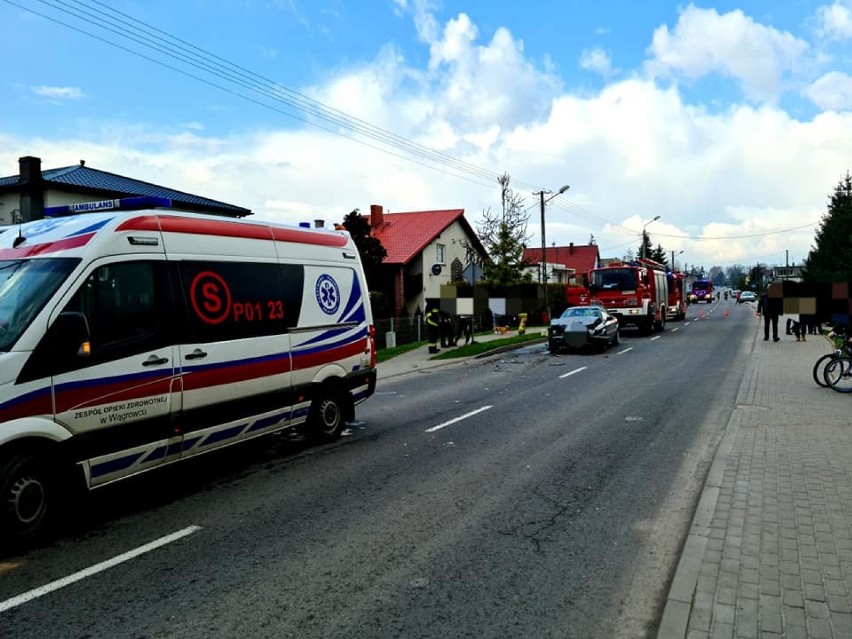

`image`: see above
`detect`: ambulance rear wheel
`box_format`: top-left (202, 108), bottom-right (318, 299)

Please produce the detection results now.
top-left (306, 387), bottom-right (348, 443)
top-left (0, 453), bottom-right (53, 543)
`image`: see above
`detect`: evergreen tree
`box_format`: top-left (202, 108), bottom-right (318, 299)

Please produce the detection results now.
top-left (650, 243), bottom-right (668, 266)
top-left (341, 209), bottom-right (387, 289)
top-left (638, 231), bottom-right (654, 259)
top-left (477, 173), bottom-right (531, 285)
top-left (807, 172), bottom-right (852, 282)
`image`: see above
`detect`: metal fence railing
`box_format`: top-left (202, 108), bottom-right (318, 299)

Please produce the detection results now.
top-left (373, 317), bottom-right (424, 349)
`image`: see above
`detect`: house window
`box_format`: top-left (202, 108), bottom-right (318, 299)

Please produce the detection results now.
top-left (436, 243), bottom-right (446, 263)
top-left (451, 258), bottom-right (463, 281)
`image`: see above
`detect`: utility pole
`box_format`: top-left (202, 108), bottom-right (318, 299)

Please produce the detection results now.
top-left (540, 190), bottom-right (547, 290)
top-left (534, 185), bottom-right (569, 322)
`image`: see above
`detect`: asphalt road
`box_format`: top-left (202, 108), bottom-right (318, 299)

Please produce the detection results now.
top-left (0, 299), bottom-right (757, 639)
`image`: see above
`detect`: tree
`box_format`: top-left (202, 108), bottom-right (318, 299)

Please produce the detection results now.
top-left (477, 173), bottom-right (531, 285)
top-left (638, 231), bottom-right (654, 260)
top-left (341, 209), bottom-right (387, 289)
top-left (708, 266), bottom-right (725, 286)
top-left (725, 264), bottom-right (745, 286)
top-left (650, 243), bottom-right (668, 266)
top-left (806, 172), bottom-right (852, 282)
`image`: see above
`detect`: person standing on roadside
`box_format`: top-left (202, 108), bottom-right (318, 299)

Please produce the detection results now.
top-left (425, 305), bottom-right (441, 354)
top-left (756, 290), bottom-right (780, 342)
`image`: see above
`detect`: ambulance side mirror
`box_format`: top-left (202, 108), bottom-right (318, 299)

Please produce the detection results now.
top-left (53, 312), bottom-right (92, 359)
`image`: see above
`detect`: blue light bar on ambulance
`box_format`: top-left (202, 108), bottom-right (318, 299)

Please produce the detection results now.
top-left (44, 196), bottom-right (173, 217)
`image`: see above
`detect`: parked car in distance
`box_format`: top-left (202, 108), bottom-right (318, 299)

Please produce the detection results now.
top-left (739, 291), bottom-right (757, 303)
top-left (549, 305), bottom-right (620, 353)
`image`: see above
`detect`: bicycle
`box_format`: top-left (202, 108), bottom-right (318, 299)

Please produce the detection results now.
top-left (813, 327), bottom-right (851, 387)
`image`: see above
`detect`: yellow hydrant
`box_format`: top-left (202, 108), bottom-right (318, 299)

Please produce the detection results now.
top-left (518, 313), bottom-right (528, 335)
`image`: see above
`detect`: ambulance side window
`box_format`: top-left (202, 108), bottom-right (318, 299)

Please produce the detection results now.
top-left (64, 261), bottom-right (172, 364)
top-left (176, 261), bottom-right (302, 342)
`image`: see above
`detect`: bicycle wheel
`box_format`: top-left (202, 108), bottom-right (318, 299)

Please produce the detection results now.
top-left (824, 356), bottom-right (852, 392)
top-left (813, 353), bottom-right (838, 387)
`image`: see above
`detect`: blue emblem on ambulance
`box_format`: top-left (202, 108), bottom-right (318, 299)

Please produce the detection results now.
top-left (316, 274), bottom-right (340, 315)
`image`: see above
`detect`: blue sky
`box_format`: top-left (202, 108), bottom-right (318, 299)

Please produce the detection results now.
top-left (2, 0), bottom-right (852, 269)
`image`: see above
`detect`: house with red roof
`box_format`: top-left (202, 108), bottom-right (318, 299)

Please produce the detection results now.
top-left (523, 243), bottom-right (601, 286)
top-left (367, 204), bottom-right (488, 318)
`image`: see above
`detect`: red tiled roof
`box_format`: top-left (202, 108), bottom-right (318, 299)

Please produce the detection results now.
top-left (369, 209), bottom-right (484, 265)
top-left (524, 245), bottom-right (601, 275)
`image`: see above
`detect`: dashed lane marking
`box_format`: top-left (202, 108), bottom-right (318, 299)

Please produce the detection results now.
top-left (0, 526), bottom-right (202, 613)
top-left (651, 335), bottom-right (661, 341)
top-left (426, 405), bottom-right (493, 433)
top-left (617, 347), bottom-right (633, 354)
top-left (559, 366), bottom-right (588, 379)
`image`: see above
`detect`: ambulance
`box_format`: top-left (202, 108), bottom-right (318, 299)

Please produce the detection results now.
top-left (0, 197), bottom-right (377, 541)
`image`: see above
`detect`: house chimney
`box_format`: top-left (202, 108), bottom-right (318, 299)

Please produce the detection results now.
top-left (18, 156), bottom-right (44, 222)
top-left (569, 242), bottom-right (574, 254)
top-left (370, 204), bottom-right (384, 227)
top-left (314, 219), bottom-right (325, 228)
top-left (19, 156), bottom-right (42, 184)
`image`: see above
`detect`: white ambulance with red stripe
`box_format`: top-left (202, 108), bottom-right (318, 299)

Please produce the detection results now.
top-left (0, 196), bottom-right (377, 541)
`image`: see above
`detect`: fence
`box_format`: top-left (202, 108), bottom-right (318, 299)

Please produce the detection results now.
top-left (373, 310), bottom-right (545, 349)
top-left (374, 316), bottom-right (424, 349)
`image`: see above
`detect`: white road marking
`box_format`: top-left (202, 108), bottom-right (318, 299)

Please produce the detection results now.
top-left (671, 328), bottom-right (679, 332)
top-left (426, 406), bottom-right (493, 433)
top-left (684, 322), bottom-right (691, 326)
top-left (558, 366), bottom-right (588, 379)
top-left (651, 335), bottom-right (661, 341)
top-left (617, 347), bottom-right (633, 354)
top-left (0, 526), bottom-right (202, 613)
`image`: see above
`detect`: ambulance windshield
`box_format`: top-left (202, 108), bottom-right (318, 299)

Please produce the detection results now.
top-left (0, 258), bottom-right (79, 352)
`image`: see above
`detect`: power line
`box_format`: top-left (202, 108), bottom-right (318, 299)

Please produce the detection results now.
top-left (10, 0), bottom-right (562, 197)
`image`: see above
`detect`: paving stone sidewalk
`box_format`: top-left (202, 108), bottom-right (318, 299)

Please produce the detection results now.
top-left (658, 324), bottom-right (852, 639)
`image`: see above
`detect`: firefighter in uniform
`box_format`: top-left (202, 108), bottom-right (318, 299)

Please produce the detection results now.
top-left (425, 305), bottom-right (441, 354)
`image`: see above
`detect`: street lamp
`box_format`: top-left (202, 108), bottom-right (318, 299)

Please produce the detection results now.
top-left (640, 215), bottom-right (660, 259)
top-left (671, 250), bottom-right (683, 271)
top-left (536, 184), bottom-right (570, 321)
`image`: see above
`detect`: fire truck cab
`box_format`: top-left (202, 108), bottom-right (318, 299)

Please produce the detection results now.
top-left (587, 258), bottom-right (669, 334)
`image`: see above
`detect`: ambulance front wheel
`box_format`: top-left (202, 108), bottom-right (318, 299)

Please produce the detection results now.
top-left (306, 386), bottom-right (350, 443)
top-left (0, 452), bottom-right (54, 543)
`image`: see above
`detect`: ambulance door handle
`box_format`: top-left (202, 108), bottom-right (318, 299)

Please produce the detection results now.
top-left (184, 349), bottom-right (208, 360)
top-left (142, 355), bottom-right (169, 366)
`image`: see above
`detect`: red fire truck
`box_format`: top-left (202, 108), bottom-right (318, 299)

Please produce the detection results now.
top-left (586, 257), bottom-right (669, 333)
top-left (667, 271), bottom-right (687, 321)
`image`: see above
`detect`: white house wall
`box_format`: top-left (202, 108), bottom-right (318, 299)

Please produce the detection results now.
top-left (416, 219), bottom-right (481, 311)
top-left (0, 194), bottom-right (17, 225)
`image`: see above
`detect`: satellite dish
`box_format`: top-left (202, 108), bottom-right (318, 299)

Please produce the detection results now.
top-left (431, 264), bottom-right (442, 275)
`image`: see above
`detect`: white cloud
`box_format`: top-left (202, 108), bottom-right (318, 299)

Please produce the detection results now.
top-left (816, 2), bottom-right (852, 40)
top-left (579, 47), bottom-right (614, 77)
top-left (645, 5), bottom-right (809, 103)
top-left (30, 86), bottom-right (86, 100)
top-left (805, 71), bottom-right (852, 110)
